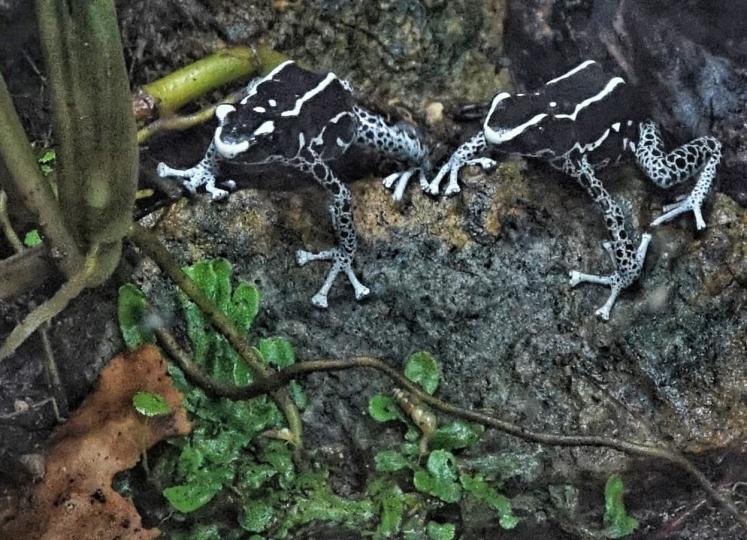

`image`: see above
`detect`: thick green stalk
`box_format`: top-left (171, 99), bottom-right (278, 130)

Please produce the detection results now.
top-left (139, 46), bottom-right (286, 117)
top-left (0, 78), bottom-right (82, 277)
top-left (37, 0), bottom-right (137, 285)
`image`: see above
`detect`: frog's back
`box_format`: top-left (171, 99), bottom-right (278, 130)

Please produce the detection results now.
top-left (484, 60), bottom-right (646, 162)
top-left (235, 61), bottom-right (356, 159)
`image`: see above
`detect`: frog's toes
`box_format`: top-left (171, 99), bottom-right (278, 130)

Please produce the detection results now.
top-left (205, 184), bottom-right (230, 201)
top-left (651, 196), bottom-right (706, 230)
top-left (157, 162), bottom-right (185, 178)
top-left (311, 292), bottom-right (329, 309)
top-left (443, 182), bottom-right (462, 196)
top-left (466, 157), bottom-right (498, 171)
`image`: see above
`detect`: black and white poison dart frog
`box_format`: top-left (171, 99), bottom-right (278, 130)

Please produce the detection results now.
top-left (423, 59), bottom-right (722, 320)
top-left (157, 61), bottom-right (430, 307)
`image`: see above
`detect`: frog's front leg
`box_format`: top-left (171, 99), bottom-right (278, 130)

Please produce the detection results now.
top-left (634, 120), bottom-right (721, 230)
top-left (564, 156), bottom-right (652, 320)
top-left (352, 106), bottom-right (431, 201)
top-left (292, 154), bottom-right (369, 308)
top-left (157, 143), bottom-right (234, 200)
top-left (427, 132), bottom-right (497, 196)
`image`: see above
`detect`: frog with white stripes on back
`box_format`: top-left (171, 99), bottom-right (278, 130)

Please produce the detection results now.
top-left (419, 59), bottom-right (722, 320)
top-left (157, 61), bottom-right (430, 308)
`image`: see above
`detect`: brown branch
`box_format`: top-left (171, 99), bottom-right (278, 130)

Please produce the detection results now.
top-left (154, 351), bottom-right (747, 532)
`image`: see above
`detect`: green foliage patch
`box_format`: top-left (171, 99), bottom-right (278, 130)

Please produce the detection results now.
top-left (367, 354), bottom-right (519, 535)
top-left (603, 474), bottom-right (639, 538)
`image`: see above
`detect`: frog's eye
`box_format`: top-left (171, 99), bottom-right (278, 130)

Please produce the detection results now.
top-left (215, 104), bottom-right (236, 122)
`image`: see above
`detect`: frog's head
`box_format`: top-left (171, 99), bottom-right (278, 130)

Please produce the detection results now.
top-left (212, 103), bottom-right (275, 159)
top-left (483, 92), bottom-right (549, 149)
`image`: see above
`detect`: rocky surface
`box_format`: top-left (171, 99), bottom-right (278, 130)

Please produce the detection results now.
top-left (1, 0), bottom-right (745, 538)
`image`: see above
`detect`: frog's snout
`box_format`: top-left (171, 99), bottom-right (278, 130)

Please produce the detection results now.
top-left (214, 126), bottom-right (250, 158)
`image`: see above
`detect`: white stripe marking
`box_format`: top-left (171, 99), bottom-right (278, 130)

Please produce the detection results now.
top-left (240, 60), bottom-right (295, 104)
top-left (329, 111), bottom-right (349, 123)
top-left (484, 91), bottom-right (546, 144)
top-left (269, 99), bottom-right (277, 106)
top-left (253, 121), bottom-right (275, 136)
top-left (611, 122), bottom-right (621, 132)
top-left (549, 101), bottom-right (557, 107)
top-left (553, 77), bottom-right (625, 122)
top-left (568, 128), bottom-right (610, 154)
top-left (546, 60), bottom-right (597, 85)
top-left (253, 107), bottom-right (266, 113)
top-left (484, 112), bottom-right (548, 144)
top-left (281, 73), bottom-right (338, 117)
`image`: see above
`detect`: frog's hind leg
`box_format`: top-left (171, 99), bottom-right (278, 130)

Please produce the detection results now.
top-left (293, 154), bottom-right (370, 308)
top-left (564, 156), bottom-right (652, 320)
top-left (634, 120), bottom-right (721, 230)
top-left (353, 105), bottom-right (431, 201)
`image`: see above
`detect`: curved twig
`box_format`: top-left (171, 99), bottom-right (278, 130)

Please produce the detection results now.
top-left (155, 345), bottom-right (747, 532)
top-left (0, 244), bottom-right (100, 361)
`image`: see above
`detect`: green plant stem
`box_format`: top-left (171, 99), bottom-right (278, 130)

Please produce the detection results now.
top-left (0, 244), bottom-right (99, 361)
top-left (137, 89), bottom-right (244, 144)
top-left (129, 223), bottom-right (303, 447)
top-left (137, 46), bottom-right (287, 119)
top-left (0, 77), bottom-right (81, 277)
top-left (0, 190), bottom-right (23, 252)
top-left (155, 352), bottom-right (747, 532)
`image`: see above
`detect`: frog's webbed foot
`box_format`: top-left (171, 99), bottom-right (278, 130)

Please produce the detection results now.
top-left (569, 233), bottom-right (652, 320)
top-left (427, 157), bottom-right (497, 196)
top-left (426, 132), bottom-right (493, 196)
top-left (651, 194), bottom-right (706, 230)
top-left (156, 143), bottom-right (230, 201)
top-left (296, 248), bottom-right (370, 308)
top-left (383, 166), bottom-right (429, 202)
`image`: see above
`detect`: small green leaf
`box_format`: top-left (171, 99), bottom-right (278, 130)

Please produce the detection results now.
top-left (426, 521), bottom-right (456, 540)
top-left (231, 282), bottom-right (260, 331)
top-left (374, 450), bottom-right (410, 472)
top-left (163, 481), bottom-right (222, 513)
top-left (427, 450), bottom-right (457, 482)
top-left (240, 498), bottom-right (274, 533)
top-left (23, 229), bottom-right (42, 247)
top-left (259, 441), bottom-right (295, 489)
top-left (289, 381), bottom-right (307, 409)
top-left (368, 394), bottom-right (401, 422)
top-left (430, 420), bottom-right (482, 450)
top-left (603, 474), bottom-right (638, 538)
top-left (376, 483), bottom-right (405, 537)
top-left (413, 451), bottom-right (462, 503)
top-left (460, 473), bottom-right (518, 529)
top-left (404, 352), bottom-right (439, 394)
top-left (237, 463), bottom-right (277, 492)
top-left (117, 284), bottom-right (156, 349)
top-left (259, 337), bottom-right (295, 368)
top-left (38, 149), bottom-right (55, 176)
top-left (132, 391), bottom-right (171, 417)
